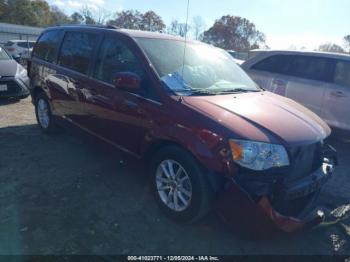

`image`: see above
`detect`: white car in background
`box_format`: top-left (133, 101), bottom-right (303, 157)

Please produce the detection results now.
top-left (227, 50), bottom-right (246, 65)
top-left (20, 48), bottom-right (33, 60)
top-left (4, 40), bottom-right (36, 57)
top-left (242, 50), bottom-right (350, 131)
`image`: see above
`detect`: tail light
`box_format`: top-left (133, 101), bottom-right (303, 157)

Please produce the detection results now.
top-left (7, 48), bottom-right (15, 52)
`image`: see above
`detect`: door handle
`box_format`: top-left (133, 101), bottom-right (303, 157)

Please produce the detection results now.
top-left (330, 91), bottom-right (346, 98)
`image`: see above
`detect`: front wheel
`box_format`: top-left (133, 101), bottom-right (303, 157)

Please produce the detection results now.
top-left (150, 146), bottom-right (214, 223)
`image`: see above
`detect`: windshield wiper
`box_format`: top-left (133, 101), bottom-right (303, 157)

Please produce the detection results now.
top-left (187, 89), bottom-right (219, 96)
top-left (216, 88), bottom-right (261, 94)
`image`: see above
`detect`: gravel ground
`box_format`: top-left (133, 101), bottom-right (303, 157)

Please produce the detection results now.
top-left (0, 97), bottom-right (349, 255)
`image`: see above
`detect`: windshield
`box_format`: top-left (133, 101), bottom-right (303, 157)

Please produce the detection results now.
top-left (0, 47), bottom-right (11, 60)
top-left (136, 38), bottom-right (259, 95)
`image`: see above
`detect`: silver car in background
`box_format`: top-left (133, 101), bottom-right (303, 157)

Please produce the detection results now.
top-left (242, 50), bottom-right (350, 131)
top-left (3, 40), bottom-right (36, 57)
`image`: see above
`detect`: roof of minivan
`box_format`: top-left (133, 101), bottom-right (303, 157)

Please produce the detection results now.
top-left (247, 49), bottom-right (350, 60)
top-left (47, 25), bottom-right (195, 43)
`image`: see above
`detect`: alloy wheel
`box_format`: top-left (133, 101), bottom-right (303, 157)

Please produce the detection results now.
top-left (155, 160), bottom-right (193, 212)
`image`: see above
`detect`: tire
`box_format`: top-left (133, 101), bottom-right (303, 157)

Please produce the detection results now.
top-left (34, 92), bottom-right (58, 134)
top-left (150, 146), bottom-right (214, 223)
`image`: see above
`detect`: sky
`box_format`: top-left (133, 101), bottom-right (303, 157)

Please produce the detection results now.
top-left (47, 0), bottom-right (350, 50)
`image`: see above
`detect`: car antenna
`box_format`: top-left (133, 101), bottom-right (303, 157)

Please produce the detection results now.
top-left (181, 0), bottom-right (190, 77)
top-left (179, 0), bottom-right (190, 102)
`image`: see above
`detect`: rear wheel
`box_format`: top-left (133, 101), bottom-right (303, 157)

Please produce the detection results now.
top-left (150, 146), bottom-right (214, 223)
top-left (35, 92), bottom-right (58, 134)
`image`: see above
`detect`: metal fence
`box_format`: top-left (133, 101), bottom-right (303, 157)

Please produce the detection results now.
top-left (0, 22), bottom-right (43, 45)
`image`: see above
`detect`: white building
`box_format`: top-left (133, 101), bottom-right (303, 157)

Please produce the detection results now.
top-left (0, 22), bottom-right (43, 44)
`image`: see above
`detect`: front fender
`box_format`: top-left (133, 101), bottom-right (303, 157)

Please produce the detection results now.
top-left (140, 121), bottom-right (232, 176)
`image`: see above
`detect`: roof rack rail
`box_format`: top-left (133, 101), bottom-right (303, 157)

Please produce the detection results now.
top-left (54, 24), bottom-right (119, 29)
top-left (106, 25), bottom-right (119, 29)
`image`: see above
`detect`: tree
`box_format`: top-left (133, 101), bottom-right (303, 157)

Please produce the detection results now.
top-left (344, 35), bottom-right (350, 53)
top-left (31, 0), bottom-right (51, 27)
top-left (192, 16), bottom-right (205, 40)
top-left (49, 5), bottom-right (71, 25)
top-left (108, 9), bottom-right (165, 32)
top-left (0, 0), bottom-right (71, 26)
top-left (202, 15), bottom-right (266, 51)
top-left (71, 12), bottom-right (84, 24)
top-left (140, 10), bottom-right (165, 32)
top-left (81, 6), bottom-right (96, 25)
top-left (71, 7), bottom-right (111, 25)
top-left (94, 7), bottom-right (112, 25)
top-left (167, 19), bottom-right (189, 37)
top-left (0, 1), bottom-right (6, 17)
top-left (0, 0), bottom-right (39, 26)
top-left (108, 10), bottom-right (143, 29)
top-left (318, 43), bottom-right (345, 53)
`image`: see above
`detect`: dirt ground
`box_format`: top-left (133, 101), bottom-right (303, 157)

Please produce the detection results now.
top-left (0, 97), bottom-right (349, 255)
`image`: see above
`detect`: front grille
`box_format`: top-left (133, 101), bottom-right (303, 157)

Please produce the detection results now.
top-left (285, 142), bottom-right (323, 183)
top-left (0, 78), bottom-right (22, 96)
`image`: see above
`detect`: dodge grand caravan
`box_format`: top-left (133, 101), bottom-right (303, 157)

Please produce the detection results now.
top-left (28, 25), bottom-right (337, 236)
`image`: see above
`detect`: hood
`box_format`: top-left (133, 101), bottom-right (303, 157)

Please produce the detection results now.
top-left (0, 60), bottom-right (18, 77)
top-left (183, 91), bottom-right (330, 146)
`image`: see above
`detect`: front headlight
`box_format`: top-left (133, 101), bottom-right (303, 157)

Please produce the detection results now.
top-left (229, 139), bottom-right (289, 171)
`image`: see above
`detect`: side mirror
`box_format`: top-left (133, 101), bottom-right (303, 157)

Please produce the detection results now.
top-left (12, 54), bottom-right (21, 63)
top-left (114, 72), bottom-right (141, 91)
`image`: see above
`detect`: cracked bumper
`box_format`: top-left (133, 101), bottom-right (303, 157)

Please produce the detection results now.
top-left (215, 146), bottom-right (337, 237)
top-left (216, 181), bottom-right (325, 238)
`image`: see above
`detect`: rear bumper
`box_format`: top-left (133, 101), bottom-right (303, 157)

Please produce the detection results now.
top-left (0, 77), bottom-right (30, 99)
top-left (216, 145), bottom-right (337, 237)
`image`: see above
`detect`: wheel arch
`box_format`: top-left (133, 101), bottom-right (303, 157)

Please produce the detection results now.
top-left (32, 86), bottom-right (45, 101)
top-left (143, 139), bottom-right (226, 194)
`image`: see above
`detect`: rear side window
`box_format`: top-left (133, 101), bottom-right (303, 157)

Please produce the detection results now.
top-left (288, 55), bottom-right (334, 82)
top-left (33, 30), bottom-right (63, 63)
top-left (334, 61), bottom-right (350, 88)
top-left (58, 31), bottom-right (98, 75)
top-left (251, 55), bottom-right (291, 74)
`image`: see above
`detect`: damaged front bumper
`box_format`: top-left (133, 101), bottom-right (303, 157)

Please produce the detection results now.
top-left (216, 144), bottom-right (337, 237)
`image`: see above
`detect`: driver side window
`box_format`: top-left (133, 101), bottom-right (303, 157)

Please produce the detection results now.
top-left (94, 36), bottom-right (144, 85)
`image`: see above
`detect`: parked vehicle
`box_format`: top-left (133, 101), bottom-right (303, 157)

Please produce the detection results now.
top-left (246, 49), bottom-right (269, 60)
top-left (227, 50), bottom-right (250, 60)
top-left (21, 48), bottom-right (33, 60)
top-left (28, 25), bottom-right (337, 236)
top-left (0, 46), bottom-right (30, 99)
top-left (242, 50), bottom-right (350, 131)
top-left (227, 50), bottom-right (244, 66)
top-left (4, 40), bottom-right (35, 57)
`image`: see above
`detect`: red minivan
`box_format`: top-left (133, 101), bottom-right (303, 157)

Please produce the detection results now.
top-left (28, 25), bottom-right (337, 236)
